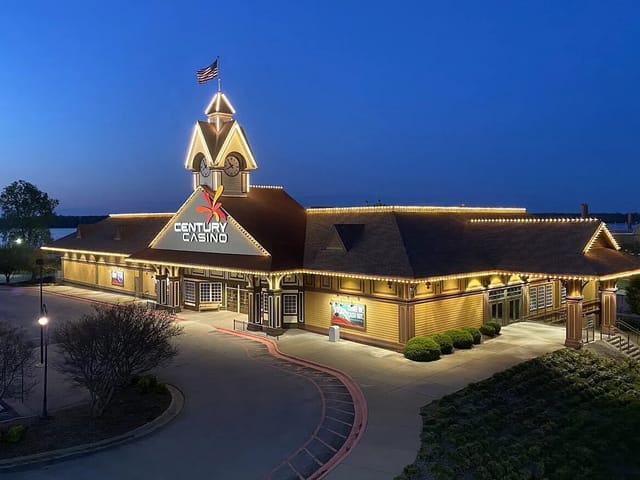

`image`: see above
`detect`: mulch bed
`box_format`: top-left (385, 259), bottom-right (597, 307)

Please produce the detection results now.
top-left (0, 386), bottom-right (171, 459)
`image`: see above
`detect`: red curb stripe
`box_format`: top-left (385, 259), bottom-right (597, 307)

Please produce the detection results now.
top-left (215, 326), bottom-right (368, 480)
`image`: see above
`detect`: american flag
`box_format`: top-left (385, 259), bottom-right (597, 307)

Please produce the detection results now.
top-left (196, 59), bottom-right (219, 84)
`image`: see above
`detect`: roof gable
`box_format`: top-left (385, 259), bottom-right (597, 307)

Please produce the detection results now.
top-left (150, 185), bottom-right (269, 256)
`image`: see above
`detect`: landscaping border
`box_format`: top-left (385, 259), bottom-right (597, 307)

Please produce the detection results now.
top-left (0, 384), bottom-right (184, 472)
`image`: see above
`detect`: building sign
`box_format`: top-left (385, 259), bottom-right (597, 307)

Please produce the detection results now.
top-left (175, 186), bottom-right (228, 243)
top-left (331, 301), bottom-right (365, 328)
top-left (152, 185), bottom-right (267, 256)
top-left (111, 270), bottom-right (124, 287)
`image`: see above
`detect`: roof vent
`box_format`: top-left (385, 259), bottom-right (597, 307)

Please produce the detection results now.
top-left (326, 224), bottom-right (364, 251)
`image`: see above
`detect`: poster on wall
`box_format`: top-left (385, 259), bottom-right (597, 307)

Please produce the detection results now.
top-left (111, 270), bottom-right (124, 287)
top-left (331, 301), bottom-right (365, 328)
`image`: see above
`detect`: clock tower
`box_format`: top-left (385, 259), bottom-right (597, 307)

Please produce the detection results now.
top-left (184, 91), bottom-right (258, 197)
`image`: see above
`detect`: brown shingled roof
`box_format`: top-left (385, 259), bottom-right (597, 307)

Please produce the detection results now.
top-left (44, 214), bottom-right (173, 255)
top-left (126, 187), bottom-right (306, 271)
top-left (305, 211), bottom-right (640, 279)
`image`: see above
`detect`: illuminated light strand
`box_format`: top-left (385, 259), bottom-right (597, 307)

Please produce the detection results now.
top-left (225, 215), bottom-right (271, 256)
top-left (307, 206), bottom-right (527, 214)
top-left (469, 217), bottom-right (600, 223)
top-left (41, 246), bottom-right (129, 257)
top-left (109, 213), bottom-right (174, 218)
top-left (251, 185), bottom-right (284, 189)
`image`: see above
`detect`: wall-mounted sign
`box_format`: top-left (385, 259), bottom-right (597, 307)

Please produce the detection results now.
top-left (111, 270), bottom-right (124, 287)
top-left (331, 301), bottom-right (365, 328)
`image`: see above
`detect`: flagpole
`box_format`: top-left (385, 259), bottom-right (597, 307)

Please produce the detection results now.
top-left (217, 56), bottom-right (221, 93)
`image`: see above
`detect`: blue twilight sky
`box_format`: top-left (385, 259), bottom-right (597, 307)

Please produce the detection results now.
top-left (1, 0), bottom-right (639, 215)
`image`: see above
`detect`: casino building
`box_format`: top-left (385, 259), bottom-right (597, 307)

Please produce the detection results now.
top-left (44, 90), bottom-right (640, 350)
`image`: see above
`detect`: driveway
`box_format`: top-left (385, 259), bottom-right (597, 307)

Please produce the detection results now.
top-left (1, 286), bottom-right (566, 479)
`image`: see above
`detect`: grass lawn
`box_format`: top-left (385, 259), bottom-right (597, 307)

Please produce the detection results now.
top-left (396, 348), bottom-right (640, 480)
top-left (0, 384), bottom-right (171, 460)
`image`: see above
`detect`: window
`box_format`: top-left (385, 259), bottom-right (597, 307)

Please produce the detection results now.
top-left (488, 289), bottom-right (504, 301)
top-left (283, 294), bottom-right (298, 315)
top-left (506, 286), bottom-right (522, 297)
top-left (561, 286), bottom-right (567, 304)
top-left (530, 286), bottom-right (538, 311)
top-left (200, 282), bottom-right (222, 303)
top-left (261, 292), bottom-right (269, 313)
top-left (184, 281), bottom-right (196, 304)
top-left (545, 284), bottom-right (553, 307)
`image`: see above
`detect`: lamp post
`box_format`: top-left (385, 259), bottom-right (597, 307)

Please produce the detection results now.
top-left (38, 315), bottom-right (49, 419)
top-left (36, 258), bottom-right (45, 363)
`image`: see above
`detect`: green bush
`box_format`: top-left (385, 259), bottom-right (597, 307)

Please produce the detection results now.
top-left (463, 326), bottom-right (482, 345)
top-left (5, 425), bottom-right (26, 443)
top-left (430, 333), bottom-right (454, 354)
top-left (486, 321), bottom-right (501, 335)
top-left (404, 336), bottom-right (441, 362)
top-left (480, 324), bottom-right (496, 337)
top-left (445, 329), bottom-right (474, 349)
top-left (135, 374), bottom-right (159, 394)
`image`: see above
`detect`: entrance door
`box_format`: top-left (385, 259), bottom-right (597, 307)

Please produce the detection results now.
top-left (491, 302), bottom-right (503, 323)
top-left (226, 287), bottom-right (249, 314)
top-left (508, 298), bottom-right (521, 324)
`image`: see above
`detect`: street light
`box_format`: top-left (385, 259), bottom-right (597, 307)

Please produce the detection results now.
top-left (36, 258), bottom-right (45, 363)
top-left (38, 315), bottom-right (49, 419)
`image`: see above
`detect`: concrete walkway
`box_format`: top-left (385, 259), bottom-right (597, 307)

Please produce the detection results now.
top-left (31, 285), bottom-right (565, 479)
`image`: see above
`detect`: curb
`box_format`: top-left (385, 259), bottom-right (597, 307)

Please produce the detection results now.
top-left (0, 384), bottom-right (184, 472)
top-left (215, 327), bottom-right (368, 479)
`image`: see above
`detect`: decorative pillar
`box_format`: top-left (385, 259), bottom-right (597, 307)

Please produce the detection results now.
top-left (247, 275), bottom-right (262, 325)
top-left (167, 277), bottom-right (180, 310)
top-left (398, 303), bottom-right (415, 344)
top-left (156, 274), bottom-right (167, 306)
top-left (267, 274), bottom-right (284, 328)
top-left (564, 279), bottom-right (584, 348)
top-left (482, 278), bottom-right (491, 323)
top-left (600, 280), bottom-right (617, 335)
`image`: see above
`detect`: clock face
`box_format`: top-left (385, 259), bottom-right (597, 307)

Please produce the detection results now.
top-left (224, 155), bottom-right (241, 177)
top-left (199, 159), bottom-right (211, 177)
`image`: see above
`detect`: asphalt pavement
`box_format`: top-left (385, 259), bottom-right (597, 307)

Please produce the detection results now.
top-left (0, 285), bottom-right (567, 479)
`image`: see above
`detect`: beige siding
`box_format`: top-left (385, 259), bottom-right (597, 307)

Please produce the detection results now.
top-left (583, 281), bottom-right (597, 302)
top-left (414, 293), bottom-right (484, 336)
top-left (305, 291), bottom-right (399, 344)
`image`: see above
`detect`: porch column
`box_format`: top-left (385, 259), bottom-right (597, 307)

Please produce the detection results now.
top-left (600, 280), bottom-right (617, 335)
top-left (167, 277), bottom-right (181, 309)
top-left (564, 279), bottom-right (584, 348)
top-left (247, 275), bottom-right (262, 325)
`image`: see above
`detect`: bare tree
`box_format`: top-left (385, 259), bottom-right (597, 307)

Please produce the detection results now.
top-left (0, 321), bottom-right (35, 401)
top-left (53, 304), bottom-right (183, 417)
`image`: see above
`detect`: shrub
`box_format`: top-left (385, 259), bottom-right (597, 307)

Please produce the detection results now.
top-left (445, 329), bottom-right (474, 349)
top-left (463, 326), bottom-right (482, 345)
top-left (5, 424), bottom-right (26, 443)
top-left (486, 321), bottom-right (501, 335)
top-left (430, 333), bottom-right (454, 354)
top-left (404, 336), bottom-right (441, 362)
top-left (135, 375), bottom-right (159, 394)
top-left (480, 324), bottom-right (496, 337)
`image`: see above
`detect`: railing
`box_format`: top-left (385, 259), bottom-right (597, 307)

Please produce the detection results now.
top-left (601, 318), bottom-right (640, 355)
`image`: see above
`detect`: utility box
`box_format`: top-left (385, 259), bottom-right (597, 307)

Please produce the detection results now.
top-left (329, 325), bottom-right (340, 342)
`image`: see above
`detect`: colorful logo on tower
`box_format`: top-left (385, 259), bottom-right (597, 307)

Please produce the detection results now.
top-left (195, 185), bottom-right (227, 223)
top-left (173, 185), bottom-right (229, 243)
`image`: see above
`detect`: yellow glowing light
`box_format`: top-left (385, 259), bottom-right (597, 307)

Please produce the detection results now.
top-left (469, 217), bottom-right (600, 224)
top-left (307, 206), bottom-right (527, 214)
top-left (251, 185), bottom-right (284, 189)
top-left (109, 213), bottom-right (174, 218)
top-left (582, 222), bottom-right (621, 253)
top-left (40, 246), bottom-right (130, 257)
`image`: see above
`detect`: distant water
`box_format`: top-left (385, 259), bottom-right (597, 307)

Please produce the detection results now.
top-left (50, 228), bottom-right (76, 241)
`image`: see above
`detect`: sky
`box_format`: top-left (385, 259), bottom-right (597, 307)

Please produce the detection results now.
top-left (1, 0), bottom-right (639, 215)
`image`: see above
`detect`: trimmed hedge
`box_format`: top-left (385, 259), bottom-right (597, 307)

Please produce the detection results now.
top-left (480, 323), bottom-right (496, 337)
top-left (445, 329), bottom-right (474, 349)
top-left (486, 320), bottom-right (502, 335)
top-left (404, 336), bottom-right (441, 362)
top-left (430, 333), bottom-right (454, 354)
top-left (463, 326), bottom-right (482, 345)
top-left (5, 425), bottom-right (26, 443)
